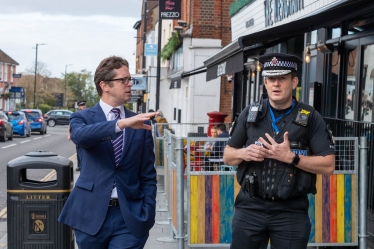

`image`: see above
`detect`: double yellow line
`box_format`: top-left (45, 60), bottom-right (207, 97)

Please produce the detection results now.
top-left (0, 154), bottom-right (77, 219)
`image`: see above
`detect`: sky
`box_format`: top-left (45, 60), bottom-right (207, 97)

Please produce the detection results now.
top-left (0, 0), bottom-right (143, 78)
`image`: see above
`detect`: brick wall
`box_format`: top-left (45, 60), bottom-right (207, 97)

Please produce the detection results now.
top-left (219, 76), bottom-right (233, 122)
top-left (190, 0), bottom-right (233, 44)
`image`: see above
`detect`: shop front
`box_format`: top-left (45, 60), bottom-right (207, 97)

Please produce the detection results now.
top-left (203, 0), bottom-right (374, 246)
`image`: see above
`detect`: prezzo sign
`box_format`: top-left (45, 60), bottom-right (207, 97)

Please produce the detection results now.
top-left (159, 0), bottom-right (181, 19)
top-left (264, 0), bottom-right (304, 27)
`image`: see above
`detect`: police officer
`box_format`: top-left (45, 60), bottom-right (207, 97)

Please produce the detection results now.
top-left (224, 53), bottom-right (335, 249)
top-left (68, 100), bottom-right (86, 171)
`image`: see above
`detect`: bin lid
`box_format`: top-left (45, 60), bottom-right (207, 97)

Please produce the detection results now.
top-left (25, 151), bottom-right (58, 157)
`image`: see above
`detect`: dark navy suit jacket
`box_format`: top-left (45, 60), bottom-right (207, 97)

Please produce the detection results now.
top-left (58, 103), bottom-right (157, 238)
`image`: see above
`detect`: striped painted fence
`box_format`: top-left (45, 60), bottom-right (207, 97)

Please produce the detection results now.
top-left (186, 137), bottom-right (359, 247)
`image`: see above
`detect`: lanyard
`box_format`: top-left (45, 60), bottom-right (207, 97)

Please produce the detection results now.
top-left (269, 99), bottom-right (295, 133)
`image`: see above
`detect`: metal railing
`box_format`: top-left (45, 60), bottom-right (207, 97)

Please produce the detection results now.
top-left (324, 117), bottom-right (374, 211)
top-left (157, 127), bottom-right (368, 248)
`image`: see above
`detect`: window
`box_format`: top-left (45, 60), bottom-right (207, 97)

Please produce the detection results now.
top-left (172, 46), bottom-right (184, 72)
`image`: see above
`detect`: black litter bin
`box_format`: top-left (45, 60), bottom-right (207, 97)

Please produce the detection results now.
top-left (7, 151), bottom-right (74, 249)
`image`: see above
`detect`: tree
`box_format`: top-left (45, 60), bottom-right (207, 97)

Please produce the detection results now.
top-left (17, 62), bottom-right (63, 108)
top-left (66, 70), bottom-right (99, 107)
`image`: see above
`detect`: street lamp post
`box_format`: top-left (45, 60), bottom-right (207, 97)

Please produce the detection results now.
top-left (33, 43), bottom-right (46, 108)
top-left (65, 64), bottom-right (72, 107)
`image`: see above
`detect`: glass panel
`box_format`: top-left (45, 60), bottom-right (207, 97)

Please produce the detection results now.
top-left (326, 51), bottom-right (340, 117)
top-left (345, 48), bottom-right (357, 120)
top-left (310, 30), bottom-right (318, 44)
top-left (360, 44), bottom-right (374, 122)
top-left (331, 27), bottom-right (341, 39)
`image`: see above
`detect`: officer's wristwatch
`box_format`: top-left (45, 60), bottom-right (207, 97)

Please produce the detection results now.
top-left (291, 153), bottom-right (300, 166)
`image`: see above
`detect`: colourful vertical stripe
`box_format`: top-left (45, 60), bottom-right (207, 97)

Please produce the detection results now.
top-left (219, 175), bottom-right (234, 244)
top-left (205, 175), bottom-right (212, 243)
top-left (188, 172), bottom-right (356, 245)
top-left (351, 175), bottom-right (356, 243)
top-left (190, 175), bottom-right (198, 243)
top-left (315, 174), bottom-right (323, 242)
top-left (337, 174), bottom-right (345, 242)
top-left (234, 174), bottom-right (241, 201)
top-left (344, 175), bottom-right (352, 242)
top-left (329, 174), bottom-right (337, 243)
top-left (308, 194), bottom-right (315, 243)
top-left (322, 175), bottom-right (330, 242)
top-left (212, 175), bottom-right (220, 243)
top-left (197, 176), bottom-right (206, 243)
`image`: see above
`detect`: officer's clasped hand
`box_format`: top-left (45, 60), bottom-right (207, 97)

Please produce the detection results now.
top-left (258, 132), bottom-right (294, 163)
top-left (241, 142), bottom-right (268, 162)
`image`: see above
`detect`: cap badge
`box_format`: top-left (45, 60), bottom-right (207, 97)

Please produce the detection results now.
top-left (271, 57), bottom-right (278, 65)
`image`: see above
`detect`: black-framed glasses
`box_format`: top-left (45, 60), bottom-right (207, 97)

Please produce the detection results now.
top-left (107, 77), bottom-right (134, 85)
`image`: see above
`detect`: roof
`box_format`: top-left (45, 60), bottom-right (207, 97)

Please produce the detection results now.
top-left (0, 49), bottom-right (19, 65)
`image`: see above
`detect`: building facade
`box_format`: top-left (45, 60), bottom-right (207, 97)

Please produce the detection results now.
top-left (204, 0), bottom-right (374, 246)
top-left (134, 0), bottom-right (234, 125)
top-left (0, 49), bottom-right (19, 111)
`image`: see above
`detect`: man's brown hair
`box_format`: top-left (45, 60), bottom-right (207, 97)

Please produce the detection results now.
top-left (94, 56), bottom-right (129, 96)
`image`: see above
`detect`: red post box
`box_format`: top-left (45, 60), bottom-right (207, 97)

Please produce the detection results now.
top-left (207, 111), bottom-right (228, 137)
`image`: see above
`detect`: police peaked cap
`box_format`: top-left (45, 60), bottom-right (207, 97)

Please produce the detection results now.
top-left (77, 100), bottom-right (86, 106)
top-left (259, 53), bottom-right (303, 77)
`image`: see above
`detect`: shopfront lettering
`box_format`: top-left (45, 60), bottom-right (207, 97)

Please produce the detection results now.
top-left (161, 12), bottom-right (180, 18)
top-left (160, 0), bottom-right (181, 19)
top-left (217, 62), bottom-right (226, 77)
top-left (246, 18), bottom-right (254, 28)
top-left (265, 0), bottom-right (304, 27)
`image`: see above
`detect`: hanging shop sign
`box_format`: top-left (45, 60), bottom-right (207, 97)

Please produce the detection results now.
top-left (159, 0), bottom-right (181, 19)
top-left (265, 0), bottom-right (304, 27)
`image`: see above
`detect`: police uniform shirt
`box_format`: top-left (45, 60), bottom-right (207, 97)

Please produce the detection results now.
top-left (227, 99), bottom-right (335, 157)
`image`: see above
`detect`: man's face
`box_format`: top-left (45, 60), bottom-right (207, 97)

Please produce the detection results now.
top-left (102, 65), bottom-right (132, 105)
top-left (264, 74), bottom-right (298, 108)
top-left (78, 105), bottom-right (86, 110)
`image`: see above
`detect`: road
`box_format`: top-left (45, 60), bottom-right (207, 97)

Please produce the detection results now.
top-left (0, 125), bottom-right (76, 215)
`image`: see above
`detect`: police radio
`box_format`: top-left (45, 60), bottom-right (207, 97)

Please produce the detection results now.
top-left (247, 94), bottom-right (266, 123)
top-left (247, 100), bottom-right (262, 123)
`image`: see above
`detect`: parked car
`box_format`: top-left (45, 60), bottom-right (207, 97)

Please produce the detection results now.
top-left (44, 109), bottom-right (73, 127)
top-left (0, 111), bottom-right (14, 142)
top-left (5, 111), bottom-right (31, 138)
top-left (20, 109), bottom-right (47, 135)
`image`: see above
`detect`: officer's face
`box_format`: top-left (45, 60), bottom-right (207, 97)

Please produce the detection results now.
top-left (264, 74), bottom-right (298, 109)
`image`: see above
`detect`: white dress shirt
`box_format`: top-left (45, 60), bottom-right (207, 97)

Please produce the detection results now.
top-left (99, 99), bottom-right (125, 198)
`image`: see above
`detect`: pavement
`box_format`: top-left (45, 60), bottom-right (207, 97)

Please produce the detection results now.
top-left (0, 155), bottom-right (219, 249)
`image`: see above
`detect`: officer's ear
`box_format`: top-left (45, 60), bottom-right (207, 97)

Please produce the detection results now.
top-left (292, 76), bottom-right (298, 90)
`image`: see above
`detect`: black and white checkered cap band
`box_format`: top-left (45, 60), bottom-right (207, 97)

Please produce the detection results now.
top-left (262, 70), bottom-right (292, 77)
top-left (263, 60), bottom-right (298, 69)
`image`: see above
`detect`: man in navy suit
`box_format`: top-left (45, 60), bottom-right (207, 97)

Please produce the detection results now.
top-left (59, 56), bottom-right (158, 249)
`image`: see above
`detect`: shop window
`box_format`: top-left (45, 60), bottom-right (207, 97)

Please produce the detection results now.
top-left (326, 51), bottom-right (340, 118)
top-left (310, 30), bottom-right (318, 44)
top-left (331, 27), bottom-right (341, 39)
top-left (173, 46), bottom-right (183, 72)
top-left (345, 48), bottom-right (357, 121)
top-left (360, 44), bottom-right (374, 122)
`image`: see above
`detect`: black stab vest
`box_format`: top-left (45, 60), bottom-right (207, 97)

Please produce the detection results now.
top-left (237, 99), bottom-right (317, 200)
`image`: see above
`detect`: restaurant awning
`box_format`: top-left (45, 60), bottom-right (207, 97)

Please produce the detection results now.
top-left (169, 66), bottom-right (207, 89)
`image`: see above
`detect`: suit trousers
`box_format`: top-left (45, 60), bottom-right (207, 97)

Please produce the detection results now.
top-left (75, 206), bottom-right (149, 249)
top-left (230, 190), bottom-right (311, 249)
